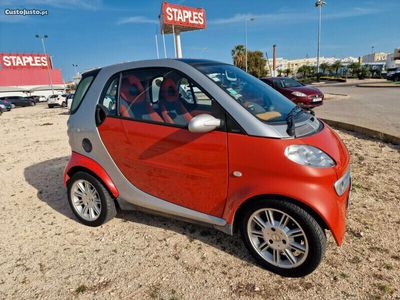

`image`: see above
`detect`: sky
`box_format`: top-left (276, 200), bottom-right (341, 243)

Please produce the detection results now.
top-left (0, 0), bottom-right (399, 81)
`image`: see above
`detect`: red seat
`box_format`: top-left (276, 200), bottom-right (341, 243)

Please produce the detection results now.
top-left (159, 78), bottom-right (192, 125)
top-left (119, 75), bottom-right (163, 122)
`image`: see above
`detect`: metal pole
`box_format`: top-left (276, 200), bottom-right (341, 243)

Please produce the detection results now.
top-left (155, 33), bottom-right (160, 59)
top-left (39, 37), bottom-right (54, 95)
top-left (172, 25), bottom-right (177, 58)
top-left (175, 31), bottom-right (182, 58)
top-left (162, 29), bottom-right (167, 58)
top-left (316, 5), bottom-right (321, 75)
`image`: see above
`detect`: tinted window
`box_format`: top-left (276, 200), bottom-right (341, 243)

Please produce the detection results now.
top-left (119, 68), bottom-right (222, 127)
top-left (70, 75), bottom-right (96, 114)
top-left (99, 76), bottom-right (118, 116)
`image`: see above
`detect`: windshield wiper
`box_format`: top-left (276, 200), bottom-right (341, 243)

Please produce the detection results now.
top-left (286, 106), bottom-right (303, 137)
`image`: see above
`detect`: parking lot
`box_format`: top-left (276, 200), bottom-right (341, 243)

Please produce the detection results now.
top-left (0, 104), bottom-right (399, 299)
top-left (315, 85), bottom-right (400, 138)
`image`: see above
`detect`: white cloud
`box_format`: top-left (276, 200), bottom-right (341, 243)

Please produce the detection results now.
top-left (208, 7), bottom-right (382, 25)
top-left (117, 16), bottom-right (158, 25)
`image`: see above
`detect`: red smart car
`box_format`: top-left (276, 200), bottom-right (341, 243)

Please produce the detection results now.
top-left (260, 77), bottom-right (324, 109)
top-left (64, 59), bottom-right (351, 277)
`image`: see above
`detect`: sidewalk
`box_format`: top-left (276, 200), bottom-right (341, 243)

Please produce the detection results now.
top-left (314, 85), bottom-right (400, 140)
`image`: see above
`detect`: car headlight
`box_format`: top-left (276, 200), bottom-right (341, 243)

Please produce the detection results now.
top-left (291, 91), bottom-right (307, 97)
top-left (285, 145), bottom-right (335, 168)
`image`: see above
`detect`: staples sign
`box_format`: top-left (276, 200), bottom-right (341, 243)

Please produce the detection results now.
top-left (0, 54), bottom-right (51, 69)
top-left (162, 2), bottom-right (206, 30)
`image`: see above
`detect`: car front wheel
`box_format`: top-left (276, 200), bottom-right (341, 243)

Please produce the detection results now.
top-left (240, 199), bottom-right (326, 277)
top-left (67, 172), bottom-right (117, 226)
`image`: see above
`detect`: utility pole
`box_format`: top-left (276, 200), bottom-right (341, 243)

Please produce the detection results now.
top-left (245, 17), bottom-right (255, 72)
top-left (35, 34), bottom-right (54, 95)
top-left (315, 0), bottom-right (326, 78)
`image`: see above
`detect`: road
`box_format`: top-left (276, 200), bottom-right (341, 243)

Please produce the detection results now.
top-left (314, 86), bottom-right (400, 138)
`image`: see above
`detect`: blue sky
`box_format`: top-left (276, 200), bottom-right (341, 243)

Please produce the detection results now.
top-left (0, 0), bottom-right (399, 81)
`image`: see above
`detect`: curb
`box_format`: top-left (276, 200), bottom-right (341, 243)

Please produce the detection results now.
top-left (356, 84), bottom-right (400, 88)
top-left (320, 118), bottom-right (400, 145)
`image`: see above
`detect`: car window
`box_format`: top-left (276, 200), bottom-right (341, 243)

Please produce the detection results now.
top-left (119, 68), bottom-right (223, 128)
top-left (70, 73), bottom-right (97, 114)
top-left (99, 76), bottom-right (118, 116)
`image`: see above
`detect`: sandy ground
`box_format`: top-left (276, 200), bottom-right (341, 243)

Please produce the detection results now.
top-left (0, 104), bottom-right (399, 299)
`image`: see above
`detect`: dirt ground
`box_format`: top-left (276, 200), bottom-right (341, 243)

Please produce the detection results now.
top-left (0, 104), bottom-right (399, 299)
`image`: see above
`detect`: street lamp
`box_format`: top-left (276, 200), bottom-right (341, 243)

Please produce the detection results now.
top-left (245, 17), bottom-right (255, 73)
top-left (72, 64), bottom-right (79, 75)
top-left (315, 0), bottom-right (326, 77)
top-left (35, 34), bottom-right (54, 95)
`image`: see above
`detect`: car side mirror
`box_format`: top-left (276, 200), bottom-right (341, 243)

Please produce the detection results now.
top-left (188, 114), bottom-right (221, 133)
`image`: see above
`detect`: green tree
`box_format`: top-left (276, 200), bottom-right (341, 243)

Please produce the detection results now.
top-left (231, 45), bottom-right (246, 70)
top-left (331, 60), bottom-right (342, 77)
top-left (319, 62), bottom-right (329, 75)
top-left (297, 65), bottom-right (314, 78)
top-left (348, 62), bottom-right (361, 77)
top-left (247, 50), bottom-right (267, 78)
top-left (284, 68), bottom-right (291, 77)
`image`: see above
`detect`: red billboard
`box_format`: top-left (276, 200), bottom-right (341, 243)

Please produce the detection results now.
top-left (0, 53), bottom-right (63, 87)
top-left (0, 53), bottom-right (52, 69)
top-left (160, 2), bottom-right (206, 34)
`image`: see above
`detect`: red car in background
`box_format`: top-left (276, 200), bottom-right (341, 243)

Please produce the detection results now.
top-left (260, 77), bottom-right (324, 109)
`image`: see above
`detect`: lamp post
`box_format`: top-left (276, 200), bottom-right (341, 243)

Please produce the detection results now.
top-left (315, 0), bottom-right (326, 77)
top-left (35, 34), bottom-right (54, 95)
top-left (245, 17), bottom-right (255, 73)
top-left (72, 64), bottom-right (79, 76)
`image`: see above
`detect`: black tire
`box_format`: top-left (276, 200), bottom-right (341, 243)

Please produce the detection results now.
top-left (240, 199), bottom-right (326, 277)
top-left (30, 101), bottom-right (35, 106)
top-left (67, 171), bottom-right (117, 227)
top-left (48, 104), bottom-right (54, 108)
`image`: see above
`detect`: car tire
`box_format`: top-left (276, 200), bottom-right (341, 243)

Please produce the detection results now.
top-left (62, 101), bottom-right (67, 108)
top-left (240, 199), bottom-right (326, 277)
top-left (67, 171), bottom-right (117, 227)
top-left (48, 104), bottom-right (54, 108)
top-left (30, 101), bottom-right (35, 106)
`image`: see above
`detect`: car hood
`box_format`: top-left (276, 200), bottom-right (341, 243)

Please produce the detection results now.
top-left (284, 86), bottom-right (323, 95)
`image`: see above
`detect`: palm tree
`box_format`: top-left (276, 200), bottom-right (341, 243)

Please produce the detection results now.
top-left (331, 60), bottom-right (342, 77)
top-left (320, 62), bottom-right (329, 75)
top-left (284, 68), bottom-right (291, 77)
top-left (231, 45), bottom-right (246, 70)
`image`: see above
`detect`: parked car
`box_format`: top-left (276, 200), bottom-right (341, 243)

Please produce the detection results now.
top-left (66, 93), bottom-right (75, 110)
top-left (26, 96), bottom-right (40, 103)
top-left (38, 95), bottom-right (47, 102)
top-left (260, 77), bottom-right (324, 109)
top-left (0, 96), bottom-right (35, 107)
top-left (0, 99), bottom-right (12, 111)
top-left (48, 93), bottom-right (70, 108)
top-left (386, 67), bottom-right (400, 81)
top-left (64, 59), bottom-right (351, 277)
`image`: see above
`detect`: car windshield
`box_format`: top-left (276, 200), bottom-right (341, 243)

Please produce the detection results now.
top-left (193, 63), bottom-right (296, 123)
top-left (276, 78), bottom-right (303, 88)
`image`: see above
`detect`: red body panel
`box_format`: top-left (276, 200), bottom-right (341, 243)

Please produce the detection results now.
top-left (224, 123), bottom-right (350, 245)
top-left (98, 117), bottom-right (229, 217)
top-left (64, 151), bottom-right (119, 198)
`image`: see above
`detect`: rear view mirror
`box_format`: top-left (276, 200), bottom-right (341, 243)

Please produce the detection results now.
top-left (188, 114), bottom-right (221, 133)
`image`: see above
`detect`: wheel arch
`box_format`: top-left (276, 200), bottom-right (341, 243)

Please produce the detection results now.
top-left (64, 152), bottom-right (120, 199)
top-left (232, 194), bottom-right (329, 235)
top-left (66, 166), bottom-right (119, 202)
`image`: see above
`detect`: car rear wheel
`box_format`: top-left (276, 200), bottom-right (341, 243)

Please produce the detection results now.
top-left (48, 104), bottom-right (54, 108)
top-left (67, 172), bottom-right (117, 226)
top-left (240, 199), bottom-right (326, 277)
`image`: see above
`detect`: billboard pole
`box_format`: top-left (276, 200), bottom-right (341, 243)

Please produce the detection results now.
top-left (162, 29), bottom-right (167, 58)
top-left (175, 31), bottom-right (182, 58)
top-left (35, 34), bottom-right (54, 95)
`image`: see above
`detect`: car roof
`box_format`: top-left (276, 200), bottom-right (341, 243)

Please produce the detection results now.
top-left (81, 58), bottom-right (229, 77)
